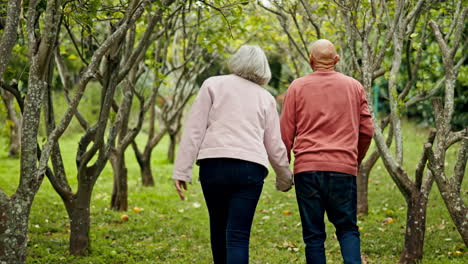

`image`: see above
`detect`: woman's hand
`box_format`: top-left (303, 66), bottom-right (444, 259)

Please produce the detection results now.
top-left (276, 171), bottom-right (294, 192)
top-left (174, 179), bottom-right (188, 200)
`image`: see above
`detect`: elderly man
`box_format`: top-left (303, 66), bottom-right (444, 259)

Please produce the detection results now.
top-left (280, 39), bottom-right (374, 264)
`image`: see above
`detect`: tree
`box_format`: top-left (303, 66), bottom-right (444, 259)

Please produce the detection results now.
top-left (132, 1), bottom-right (234, 183)
top-left (358, 1), bottom-right (466, 262)
top-left (0, 0), bottom-right (61, 262)
top-left (108, 3), bottom-right (182, 211)
top-left (258, 0), bottom-right (390, 215)
top-left (0, 88), bottom-right (21, 156)
top-left (40, 0), bottom-right (176, 255)
top-left (426, 5), bottom-right (467, 245)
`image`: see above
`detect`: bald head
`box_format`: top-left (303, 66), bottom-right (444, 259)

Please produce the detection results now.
top-left (309, 39), bottom-right (339, 71)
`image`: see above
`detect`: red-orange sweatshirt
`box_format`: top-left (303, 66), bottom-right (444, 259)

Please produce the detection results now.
top-left (280, 70), bottom-right (374, 176)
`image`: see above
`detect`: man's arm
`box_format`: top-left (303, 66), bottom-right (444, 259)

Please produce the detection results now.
top-left (357, 86), bottom-right (374, 165)
top-left (280, 84), bottom-right (296, 162)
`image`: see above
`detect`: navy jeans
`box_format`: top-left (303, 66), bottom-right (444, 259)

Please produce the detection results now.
top-left (294, 171), bottom-right (361, 264)
top-left (199, 158), bottom-right (266, 264)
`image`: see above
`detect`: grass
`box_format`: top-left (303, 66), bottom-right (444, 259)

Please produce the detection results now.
top-left (0, 121), bottom-right (467, 263)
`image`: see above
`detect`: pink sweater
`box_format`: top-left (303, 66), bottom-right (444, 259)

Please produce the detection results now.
top-left (280, 70), bottom-right (374, 176)
top-left (173, 74), bottom-right (292, 183)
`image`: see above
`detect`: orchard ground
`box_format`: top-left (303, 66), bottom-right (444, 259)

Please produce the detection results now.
top-left (0, 121), bottom-right (466, 264)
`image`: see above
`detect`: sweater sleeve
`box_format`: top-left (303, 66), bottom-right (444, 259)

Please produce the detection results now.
top-left (173, 79), bottom-right (212, 183)
top-left (264, 97), bottom-right (293, 190)
top-left (280, 84), bottom-right (296, 162)
top-left (357, 84), bottom-right (374, 165)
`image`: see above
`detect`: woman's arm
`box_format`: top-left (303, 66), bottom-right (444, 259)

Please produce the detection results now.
top-left (264, 96), bottom-right (293, 192)
top-left (173, 79), bottom-right (213, 184)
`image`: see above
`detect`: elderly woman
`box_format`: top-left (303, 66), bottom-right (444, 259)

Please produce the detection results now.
top-left (173, 45), bottom-right (293, 264)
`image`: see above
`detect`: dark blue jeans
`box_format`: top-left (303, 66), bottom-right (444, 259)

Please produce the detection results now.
top-left (199, 158), bottom-right (267, 264)
top-left (294, 171), bottom-right (361, 264)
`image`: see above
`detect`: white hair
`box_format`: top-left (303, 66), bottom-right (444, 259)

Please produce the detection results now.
top-left (228, 45), bottom-right (271, 85)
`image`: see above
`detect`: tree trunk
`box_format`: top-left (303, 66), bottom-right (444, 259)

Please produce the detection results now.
top-left (0, 197), bottom-right (31, 263)
top-left (66, 184), bottom-right (93, 256)
top-left (399, 191), bottom-right (429, 264)
top-left (357, 167), bottom-right (370, 215)
top-left (167, 133), bottom-right (176, 164)
top-left (110, 152), bottom-right (128, 211)
top-left (1, 89), bottom-right (21, 157)
top-left (140, 157), bottom-right (155, 186)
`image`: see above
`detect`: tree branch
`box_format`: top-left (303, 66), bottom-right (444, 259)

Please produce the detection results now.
top-left (453, 136), bottom-right (467, 193)
top-left (415, 129), bottom-right (436, 189)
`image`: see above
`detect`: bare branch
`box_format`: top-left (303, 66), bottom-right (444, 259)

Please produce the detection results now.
top-left (447, 129), bottom-right (468, 149)
top-left (372, 119), bottom-right (414, 198)
top-left (453, 137), bottom-right (467, 193)
top-left (415, 129), bottom-right (437, 189)
top-left (448, 8), bottom-right (467, 58)
top-left (429, 20), bottom-right (451, 65)
top-left (299, 0), bottom-right (321, 38)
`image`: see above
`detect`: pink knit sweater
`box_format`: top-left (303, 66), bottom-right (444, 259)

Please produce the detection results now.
top-left (173, 74), bottom-right (292, 184)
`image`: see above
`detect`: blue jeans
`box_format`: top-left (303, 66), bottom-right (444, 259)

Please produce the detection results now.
top-left (294, 171), bottom-right (361, 264)
top-left (199, 158), bottom-right (266, 264)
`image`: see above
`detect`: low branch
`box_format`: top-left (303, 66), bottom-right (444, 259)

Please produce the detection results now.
top-left (447, 129), bottom-right (468, 149)
top-left (453, 137), bottom-right (467, 193)
top-left (372, 119), bottom-right (414, 198)
top-left (415, 129), bottom-right (437, 189)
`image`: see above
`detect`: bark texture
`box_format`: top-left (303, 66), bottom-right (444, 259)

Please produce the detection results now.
top-left (0, 196), bottom-right (32, 263)
top-left (399, 191), bottom-right (430, 263)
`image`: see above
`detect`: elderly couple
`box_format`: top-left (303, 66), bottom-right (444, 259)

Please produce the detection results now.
top-left (172, 39), bottom-right (374, 264)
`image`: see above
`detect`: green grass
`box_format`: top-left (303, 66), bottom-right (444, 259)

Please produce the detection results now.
top-left (0, 121), bottom-right (467, 263)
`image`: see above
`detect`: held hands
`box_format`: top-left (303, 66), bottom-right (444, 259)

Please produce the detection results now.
top-left (276, 170), bottom-right (294, 192)
top-left (174, 179), bottom-right (188, 200)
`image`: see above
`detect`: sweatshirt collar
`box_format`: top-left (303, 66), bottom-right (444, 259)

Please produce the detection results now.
top-left (312, 69), bottom-right (336, 74)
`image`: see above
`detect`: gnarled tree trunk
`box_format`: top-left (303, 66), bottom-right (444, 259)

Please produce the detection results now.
top-left (167, 132), bottom-right (177, 164)
top-left (66, 191), bottom-right (92, 255)
top-left (110, 152), bottom-right (129, 211)
top-left (0, 197), bottom-right (32, 263)
top-left (399, 191), bottom-right (430, 264)
top-left (137, 152), bottom-right (155, 186)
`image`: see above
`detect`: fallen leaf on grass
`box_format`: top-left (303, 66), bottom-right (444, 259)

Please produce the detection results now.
top-left (282, 211), bottom-right (292, 216)
top-left (383, 217), bottom-right (394, 224)
top-left (278, 241), bottom-right (300, 252)
top-left (261, 215), bottom-right (271, 220)
top-left (120, 215), bottom-right (129, 221)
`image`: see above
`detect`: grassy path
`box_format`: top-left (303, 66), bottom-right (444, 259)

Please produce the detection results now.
top-left (0, 122), bottom-right (466, 263)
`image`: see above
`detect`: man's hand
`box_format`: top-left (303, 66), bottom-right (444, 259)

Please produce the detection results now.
top-left (174, 179), bottom-right (188, 200)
